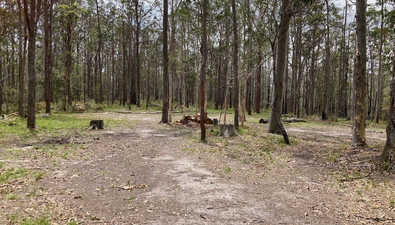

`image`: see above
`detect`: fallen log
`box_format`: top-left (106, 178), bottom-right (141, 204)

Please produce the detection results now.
top-left (282, 118), bottom-right (307, 123)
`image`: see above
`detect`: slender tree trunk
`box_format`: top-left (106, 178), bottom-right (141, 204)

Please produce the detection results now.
top-left (161, 0), bottom-right (169, 123)
top-left (222, 16), bottom-right (230, 125)
top-left (23, 0), bottom-right (42, 128)
top-left (352, 0), bottom-right (367, 147)
top-left (95, 0), bottom-right (103, 104)
top-left (337, 2), bottom-right (348, 118)
top-left (0, 44), bottom-right (2, 113)
top-left (375, 0), bottom-right (384, 123)
top-left (268, 0), bottom-right (292, 133)
top-left (134, 0), bottom-right (141, 108)
top-left (169, 0), bottom-right (177, 122)
top-left (322, 0), bottom-right (330, 120)
top-left (308, 25), bottom-right (317, 116)
top-left (200, 0), bottom-right (208, 142)
top-left (246, 0), bottom-right (252, 116)
top-left (255, 47), bottom-right (262, 114)
top-left (122, 22), bottom-right (127, 106)
top-left (17, 1), bottom-right (26, 117)
top-left (63, 18), bottom-right (73, 111)
top-left (44, 0), bottom-right (53, 114)
top-left (215, 36), bottom-right (221, 110)
top-left (232, 0), bottom-right (239, 128)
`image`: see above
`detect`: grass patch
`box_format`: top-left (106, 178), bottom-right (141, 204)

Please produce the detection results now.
top-left (182, 148), bottom-right (196, 153)
top-left (129, 195), bottom-right (136, 201)
top-left (7, 215), bottom-right (51, 225)
top-left (7, 193), bottom-right (19, 200)
top-left (21, 216), bottom-right (51, 225)
top-left (0, 168), bottom-right (27, 184)
top-left (34, 172), bottom-right (44, 181)
top-left (224, 167), bottom-right (232, 173)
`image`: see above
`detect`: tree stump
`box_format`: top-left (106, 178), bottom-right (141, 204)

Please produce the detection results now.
top-left (213, 119), bottom-right (219, 126)
top-left (218, 124), bottom-right (239, 137)
top-left (89, 120), bottom-right (104, 129)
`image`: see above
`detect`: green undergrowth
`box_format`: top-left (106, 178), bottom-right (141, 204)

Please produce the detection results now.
top-left (0, 112), bottom-right (134, 147)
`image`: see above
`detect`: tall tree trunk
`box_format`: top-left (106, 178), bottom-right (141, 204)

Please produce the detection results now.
top-left (95, 0), bottom-right (103, 104)
top-left (381, 44), bottom-right (395, 162)
top-left (268, 0), bottom-right (292, 133)
top-left (322, 0), bottom-right (330, 120)
top-left (232, 0), bottom-right (239, 129)
top-left (17, 1), bottom-right (26, 117)
top-left (161, 0), bottom-right (169, 123)
top-left (223, 16), bottom-right (230, 125)
top-left (63, 18), bottom-right (73, 111)
top-left (245, 0), bottom-right (252, 116)
top-left (134, 0), bottom-right (141, 108)
top-left (337, 1), bottom-right (348, 118)
top-left (200, 0), bottom-right (208, 142)
top-left (295, 18), bottom-right (302, 118)
top-left (215, 33), bottom-right (222, 110)
top-left (23, 0), bottom-right (42, 128)
top-left (169, 0), bottom-right (177, 122)
top-left (375, 0), bottom-right (384, 123)
top-left (122, 22), bottom-right (127, 106)
top-left (308, 25), bottom-right (317, 116)
top-left (0, 44), bottom-right (2, 113)
top-left (44, 0), bottom-right (53, 114)
top-left (352, 0), bottom-right (367, 147)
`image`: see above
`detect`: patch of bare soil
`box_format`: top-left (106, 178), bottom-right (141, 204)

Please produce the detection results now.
top-left (1, 113), bottom-right (395, 224)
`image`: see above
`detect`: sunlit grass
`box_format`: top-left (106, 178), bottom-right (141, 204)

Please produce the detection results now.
top-left (0, 111), bottom-right (137, 148)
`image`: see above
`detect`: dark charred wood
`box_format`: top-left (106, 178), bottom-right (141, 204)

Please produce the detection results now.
top-left (259, 118), bottom-right (269, 124)
top-left (89, 120), bottom-right (104, 129)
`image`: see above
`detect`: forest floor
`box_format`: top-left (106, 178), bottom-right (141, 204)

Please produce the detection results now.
top-left (1, 111), bottom-right (395, 224)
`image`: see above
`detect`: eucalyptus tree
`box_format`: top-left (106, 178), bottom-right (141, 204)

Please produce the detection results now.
top-left (20, 0), bottom-right (42, 128)
top-left (232, 0), bottom-right (240, 129)
top-left (322, 0), bottom-right (330, 120)
top-left (337, 0), bottom-right (350, 118)
top-left (253, 0), bottom-right (280, 110)
top-left (0, 2), bottom-right (6, 113)
top-left (382, 48), bottom-right (395, 162)
top-left (268, 0), bottom-right (292, 133)
top-left (95, 0), bottom-right (103, 103)
top-left (161, 0), bottom-right (169, 123)
top-left (380, 0), bottom-right (395, 162)
top-left (352, 0), bottom-right (367, 147)
top-left (374, 0), bottom-right (385, 123)
top-left (16, 1), bottom-right (26, 117)
top-left (43, 0), bottom-right (54, 114)
top-left (200, 0), bottom-right (208, 141)
top-left (58, 1), bottom-right (82, 111)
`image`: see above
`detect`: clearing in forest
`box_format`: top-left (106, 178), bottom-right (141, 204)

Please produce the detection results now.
top-left (0, 111), bottom-right (394, 224)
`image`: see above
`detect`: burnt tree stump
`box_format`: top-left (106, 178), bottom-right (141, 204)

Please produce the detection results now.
top-left (218, 124), bottom-right (239, 137)
top-left (89, 120), bottom-right (104, 129)
top-left (213, 119), bottom-right (219, 126)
